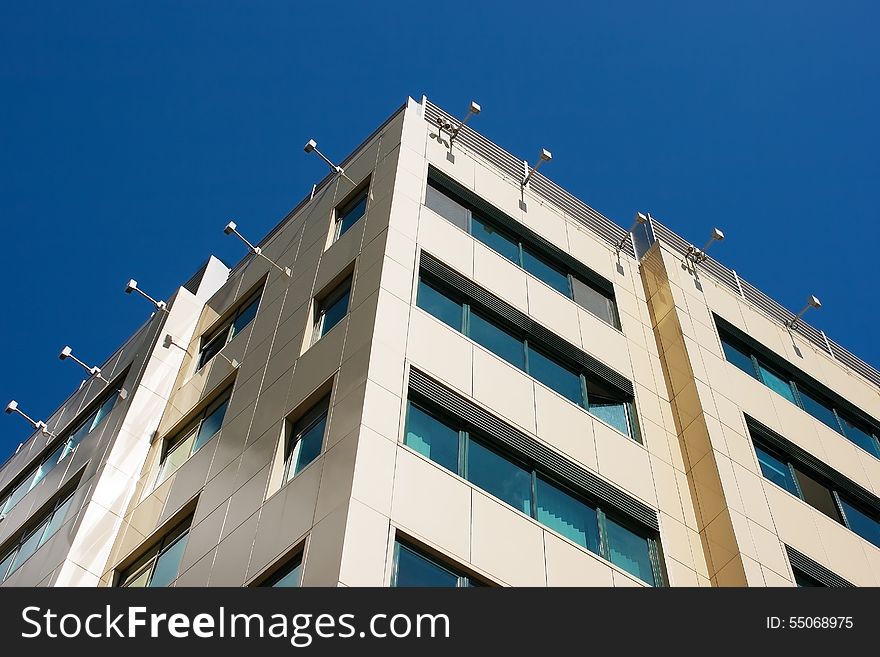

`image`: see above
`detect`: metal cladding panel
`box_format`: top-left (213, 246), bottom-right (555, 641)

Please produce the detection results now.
top-left (408, 368), bottom-right (660, 531)
top-left (419, 252), bottom-right (634, 397)
top-left (784, 545), bottom-right (854, 588)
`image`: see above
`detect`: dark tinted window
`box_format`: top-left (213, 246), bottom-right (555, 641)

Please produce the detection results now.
top-left (336, 188), bottom-right (368, 238)
top-left (404, 403), bottom-right (460, 473)
top-left (469, 312), bottom-right (525, 370)
top-left (466, 440), bottom-right (532, 515)
top-left (416, 278), bottom-right (463, 331)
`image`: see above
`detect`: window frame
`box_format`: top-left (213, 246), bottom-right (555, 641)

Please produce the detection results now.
top-left (718, 321), bottom-right (880, 460)
top-left (259, 551), bottom-right (304, 587)
top-left (312, 277), bottom-right (353, 344)
top-left (197, 289), bottom-right (263, 370)
top-left (332, 182), bottom-right (370, 242)
top-left (403, 398), bottom-right (662, 585)
top-left (416, 274), bottom-right (638, 441)
top-left (117, 516), bottom-right (192, 588)
top-left (156, 387), bottom-right (232, 486)
top-left (0, 489), bottom-right (76, 582)
top-left (752, 433), bottom-right (880, 549)
top-left (425, 175), bottom-right (620, 329)
top-left (282, 396), bottom-right (331, 484)
top-left (391, 539), bottom-right (485, 587)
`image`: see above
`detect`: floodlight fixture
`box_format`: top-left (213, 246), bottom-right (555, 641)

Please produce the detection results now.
top-left (787, 295), bottom-right (822, 329)
top-left (686, 227), bottom-right (725, 264)
top-left (523, 148), bottom-right (552, 188)
top-left (449, 101), bottom-right (481, 142)
top-left (303, 139), bottom-right (356, 185)
top-left (5, 400), bottom-right (54, 437)
top-left (224, 221), bottom-right (291, 276)
top-left (124, 279), bottom-right (167, 311)
top-left (59, 345), bottom-right (110, 382)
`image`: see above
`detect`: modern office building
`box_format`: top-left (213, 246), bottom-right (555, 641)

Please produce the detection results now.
top-left (2, 97), bottom-right (879, 588)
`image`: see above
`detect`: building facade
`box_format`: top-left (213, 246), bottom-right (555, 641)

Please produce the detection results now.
top-left (2, 97), bottom-right (879, 588)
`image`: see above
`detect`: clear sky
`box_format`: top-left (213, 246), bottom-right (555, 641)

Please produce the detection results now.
top-left (1, 2), bottom-right (878, 460)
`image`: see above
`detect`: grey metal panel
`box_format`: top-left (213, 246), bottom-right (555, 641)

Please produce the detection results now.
top-left (784, 545), bottom-right (854, 587)
top-left (746, 416), bottom-right (880, 511)
top-left (408, 368), bottom-right (659, 531)
top-left (423, 100), bottom-right (634, 258)
top-left (419, 252), bottom-right (634, 397)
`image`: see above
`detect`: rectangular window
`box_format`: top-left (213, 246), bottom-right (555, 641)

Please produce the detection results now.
top-left (118, 517), bottom-right (191, 587)
top-left (754, 443), bottom-right (799, 496)
top-left (198, 290), bottom-right (263, 369)
top-left (261, 552), bottom-right (304, 587)
top-left (0, 490), bottom-right (76, 582)
top-left (415, 274), bottom-right (638, 440)
top-left (157, 389), bottom-right (231, 485)
top-left (284, 396), bottom-right (330, 484)
top-left (0, 388), bottom-right (119, 518)
top-left (752, 430), bottom-right (880, 550)
top-left (334, 185), bottom-right (368, 240)
top-left (535, 475), bottom-right (599, 553)
top-left (470, 311), bottom-right (526, 370)
top-left (720, 337), bottom-right (757, 377)
top-left (718, 321), bottom-right (880, 459)
top-left (403, 398), bottom-right (661, 585)
top-left (425, 177), bottom-right (619, 328)
top-left (313, 278), bottom-right (352, 343)
top-left (796, 389), bottom-right (840, 433)
top-left (392, 540), bottom-right (483, 587)
top-left (416, 278), bottom-right (464, 331)
top-left (839, 498), bottom-right (880, 549)
top-left (404, 403), bottom-right (460, 474)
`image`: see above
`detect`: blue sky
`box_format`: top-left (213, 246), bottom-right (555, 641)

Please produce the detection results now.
top-left (1, 2), bottom-right (878, 459)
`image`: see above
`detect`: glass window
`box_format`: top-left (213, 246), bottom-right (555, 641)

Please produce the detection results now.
top-left (839, 498), bottom-right (880, 549)
top-left (148, 530), bottom-right (190, 588)
top-left (605, 516), bottom-right (656, 586)
top-left (587, 379), bottom-right (631, 437)
top-left (471, 214), bottom-right (520, 263)
top-left (792, 467), bottom-right (842, 523)
top-left (720, 338), bottom-right (756, 377)
top-left (839, 416), bottom-right (880, 457)
top-left (535, 476), bottom-right (599, 553)
top-left (425, 184), bottom-right (469, 231)
top-left (754, 444), bottom-right (799, 495)
top-left (284, 399), bottom-right (329, 483)
top-left (119, 519), bottom-right (191, 588)
top-left (263, 554), bottom-right (303, 587)
top-left (797, 389), bottom-right (841, 433)
top-left (466, 439), bottom-right (532, 515)
top-left (393, 542), bottom-right (464, 587)
top-left (527, 345), bottom-right (582, 404)
top-left (404, 403), bottom-right (460, 473)
top-left (39, 494), bottom-right (74, 548)
top-left (336, 188), bottom-right (369, 239)
top-left (416, 278), bottom-right (463, 331)
top-left (314, 280), bottom-right (351, 341)
top-left (10, 524), bottom-right (45, 572)
top-left (469, 311), bottom-right (525, 370)
top-left (522, 247), bottom-right (570, 296)
top-left (192, 397), bottom-right (229, 453)
top-left (0, 551), bottom-right (14, 582)
top-left (157, 389), bottom-right (232, 485)
top-left (2, 491), bottom-right (74, 580)
top-left (198, 291), bottom-right (263, 368)
top-left (571, 277), bottom-right (616, 327)
top-left (757, 363), bottom-right (797, 404)
top-left (230, 295), bottom-right (261, 340)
